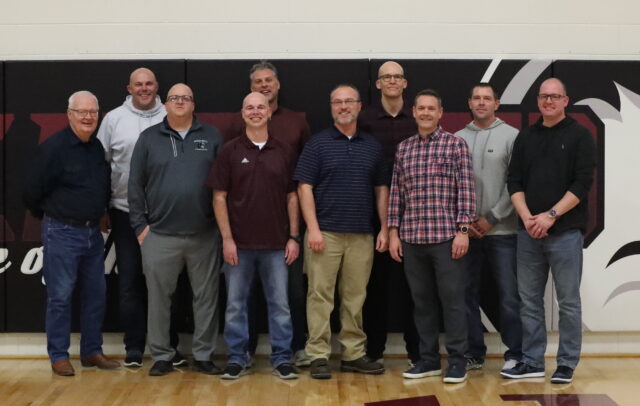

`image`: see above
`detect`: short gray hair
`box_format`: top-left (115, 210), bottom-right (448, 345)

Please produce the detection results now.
top-left (68, 90), bottom-right (99, 109)
top-left (249, 61), bottom-right (278, 81)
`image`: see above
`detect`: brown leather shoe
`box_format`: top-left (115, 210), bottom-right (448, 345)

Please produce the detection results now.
top-left (81, 354), bottom-right (121, 370)
top-left (51, 359), bottom-right (75, 376)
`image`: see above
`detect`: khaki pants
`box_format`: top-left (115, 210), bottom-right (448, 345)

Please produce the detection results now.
top-left (304, 231), bottom-right (374, 361)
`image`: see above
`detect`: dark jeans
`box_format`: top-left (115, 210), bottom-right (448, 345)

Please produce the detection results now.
top-left (465, 234), bottom-right (522, 361)
top-left (110, 208), bottom-right (180, 356)
top-left (363, 249), bottom-right (420, 362)
top-left (402, 240), bottom-right (468, 367)
top-left (42, 216), bottom-right (106, 362)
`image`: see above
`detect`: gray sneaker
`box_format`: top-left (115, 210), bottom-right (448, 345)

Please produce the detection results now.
top-left (294, 350), bottom-right (311, 367)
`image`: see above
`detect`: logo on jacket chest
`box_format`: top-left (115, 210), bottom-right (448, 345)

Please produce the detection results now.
top-left (193, 139), bottom-right (209, 151)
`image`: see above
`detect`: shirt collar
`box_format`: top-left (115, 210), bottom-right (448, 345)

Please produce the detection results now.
top-left (331, 125), bottom-right (362, 140)
top-left (374, 101), bottom-right (412, 119)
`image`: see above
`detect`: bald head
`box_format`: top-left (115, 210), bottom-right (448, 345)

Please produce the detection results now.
top-left (243, 91), bottom-right (269, 108)
top-left (539, 78), bottom-right (566, 96)
top-left (538, 78), bottom-right (569, 126)
top-left (128, 67), bottom-right (159, 110)
top-left (242, 91), bottom-right (271, 129)
top-left (378, 61), bottom-right (404, 77)
top-left (376, 61), bottom-right (407, 99)
top-left (167, 83), bottom-right (193, 99)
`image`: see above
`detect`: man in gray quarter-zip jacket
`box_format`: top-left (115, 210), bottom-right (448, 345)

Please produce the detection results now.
top-left (97, 68), bottom-right (166, 368)
top-left (128, 83), bottom-right (224, 377)
top-left (455, 83), bottom-right (522, 374)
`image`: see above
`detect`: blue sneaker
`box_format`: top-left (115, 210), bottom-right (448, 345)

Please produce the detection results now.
top-left (443, 363), bottom-right (467, 383)
top-left (550, 366), bottom-right (574, 383)
top-left (500, 362), bottom-right (545, 379)
top-left (402, 361), bottom-right (441, 379)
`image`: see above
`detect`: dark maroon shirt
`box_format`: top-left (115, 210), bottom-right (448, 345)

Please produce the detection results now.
top-left (358, 101), bottom-right (417, 185)
top-left (222, 106), bottom-right (311, 157)
top-left (207, 134), bottom-right (296, 250)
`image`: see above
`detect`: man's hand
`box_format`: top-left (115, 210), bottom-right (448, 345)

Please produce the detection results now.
top-left (389, 230), bottom-right (403, 263)
top-left (469, 223), bottom-right (483, 238)
top-left (100, 215), bottom-right (111, 234)
top-left (376, 227), bottom-right (389, 253)
top-left (475, 216), bottom-right (493, 236)
top-left (451, 232), bottom-right (469, 259)
top-left (136, 225), bottom-right (150, 245)
top-left (307, 229), bottom-right (325, 252)
top-left (528, 213), bottom-right (555, 239)
top-left (223, 237), bottom-right (239, 265)
top-left (284, 239), bottom-right (300, 265)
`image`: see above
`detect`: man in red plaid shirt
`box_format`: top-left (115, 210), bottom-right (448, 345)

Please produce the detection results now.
top-left (388, 89), bottom-right (476, 384)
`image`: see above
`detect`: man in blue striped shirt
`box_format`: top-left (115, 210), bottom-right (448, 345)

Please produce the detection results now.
top-left (294, 84), bottom-right (388, 379)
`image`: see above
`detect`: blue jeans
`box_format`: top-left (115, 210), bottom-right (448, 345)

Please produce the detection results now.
top-left (224, 249), bottom-right (292, 367)
top-left (465, 234), bottom-right (522, 361)
top-left (517, 229), bottom-right (583, 369)
top-left (42, 216), bottom-right (106, 362)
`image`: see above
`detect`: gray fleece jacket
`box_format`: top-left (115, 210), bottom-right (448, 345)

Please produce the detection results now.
top-left (97, 95), bottom-right (166, 212)
top-left (455, 118), bottom-right (518, 235)
top-left (128, 117), bottom-right (223, 236)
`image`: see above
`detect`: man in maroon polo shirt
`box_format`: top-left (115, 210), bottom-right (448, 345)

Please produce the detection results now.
top-left (210, 92), bottom-right (301, 380)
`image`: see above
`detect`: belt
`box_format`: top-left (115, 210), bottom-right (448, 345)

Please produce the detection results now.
top-left (48, 215), bottom-right (99, 228)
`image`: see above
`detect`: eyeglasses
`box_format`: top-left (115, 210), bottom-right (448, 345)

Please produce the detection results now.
top-left (167, 95), bottom-right (194, 103)
top-left (378, 74), bottom-right (405, 82)
top-left (69, 109), bottom-right (99, 117)
top-left (537, 94), bottom-right (566, 102)
top-left (330, 99), bottom-right (360, 106)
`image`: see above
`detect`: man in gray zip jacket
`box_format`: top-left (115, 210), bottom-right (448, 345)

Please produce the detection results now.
top-left (455, 83), bottom-right (522, 373)
top-left (128, 83), bottom-right (224, 377)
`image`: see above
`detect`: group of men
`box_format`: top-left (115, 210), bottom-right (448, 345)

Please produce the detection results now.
top-left (24, 60), bottom-right (595, 386)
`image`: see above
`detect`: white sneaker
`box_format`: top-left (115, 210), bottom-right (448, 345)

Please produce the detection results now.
top-left (502, 359), bottom-right (519, 372)
top-left (294, 350), bottom-right (311, 367)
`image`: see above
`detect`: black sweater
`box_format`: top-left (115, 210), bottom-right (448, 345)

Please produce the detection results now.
top-left (507, 116), bottom-right (596, 234)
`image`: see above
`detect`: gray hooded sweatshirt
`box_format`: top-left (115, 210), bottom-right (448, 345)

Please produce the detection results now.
top-left (97, 95), bottom-right (166, 212)
top-left (455, 118), bottom-right (518, 235)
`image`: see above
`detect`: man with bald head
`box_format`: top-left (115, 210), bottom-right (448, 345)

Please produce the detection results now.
top-left (504, 78), bottom-right (596, 383)
top-left (210, 92), bottom-right (300, 380)
top-left (129, 84), bottom-right (224, 376)
top-left (358, 60), bottom-right (419, 366)
top-left (97, 67), bottom-right (167, 368)
top-left (25, 90), bottom-right (119, 376)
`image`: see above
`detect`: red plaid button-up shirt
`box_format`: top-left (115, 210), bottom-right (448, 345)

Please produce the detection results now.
top-left (388, 126), bottom-right (476, 244)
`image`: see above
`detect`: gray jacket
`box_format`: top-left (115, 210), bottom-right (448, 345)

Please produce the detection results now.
top-left (128, 117), bottom-right (223, 236)
top-left (456, 118), bottom-right (518, 235)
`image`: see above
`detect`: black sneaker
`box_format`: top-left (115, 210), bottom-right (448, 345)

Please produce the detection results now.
top-left (172, 351), bottom-right (189, 368)
top-left (500, 362), bottom-right (545, 379)
top-left (309, 358), bottom-right (332, 380)
top-left (340, 355), bottom-right (385, 375)
top-left (124, 354), bottom-right (143, 368)
top-left (149, 360), bottom-right (175, 376)
top-left (402, 361), bottom-right (442, 379)
top-left (443, 363), bottom-right (467, 384)
top-left (221, 363), bottom-right (247, 380)
top-left (192, 360), bottom-right (223, 375)
top-left (272, 363), bottom-right (299, 380)
top-left (465, 356), bottom-right (484, 371)
top-left (550, 366), bottom-right (574, 383)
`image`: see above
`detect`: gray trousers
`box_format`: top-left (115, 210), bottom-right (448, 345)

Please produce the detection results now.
top-left (402, 240), bottom-right (468, 367)
top-left (141, 228), bottom-right (221, 362)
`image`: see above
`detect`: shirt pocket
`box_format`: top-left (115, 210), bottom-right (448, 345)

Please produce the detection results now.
top-left (427, 157), bottom-right (454, 179)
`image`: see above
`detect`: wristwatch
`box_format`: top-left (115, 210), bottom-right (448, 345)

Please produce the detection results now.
top-left (458, 225), bottom-right (469, 234)
top-left (548, 209), bottom-right (558, 219)
top-left (289, 235), bottom-right (302, 244)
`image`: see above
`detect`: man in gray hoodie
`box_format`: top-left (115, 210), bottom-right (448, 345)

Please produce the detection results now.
top-left (97, 68), bottom-right (167, 367)
top-left (455, 83), bottom-right (522, 373)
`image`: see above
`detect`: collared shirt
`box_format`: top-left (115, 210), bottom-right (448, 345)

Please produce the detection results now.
top-left (388, 126), bottom-right (476, 244)
top-left (294, 126), bottom-right (387, 234)
top-left (207, 134), bottom-right (296, 250)
top-left (358, 101), bottom-right (417, 185)
top-left (222, 106), bottom-right (311, 157)
top-left (24, 126), bottom-right (110, 222)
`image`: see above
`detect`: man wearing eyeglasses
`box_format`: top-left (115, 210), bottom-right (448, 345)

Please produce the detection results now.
top-left (503, 78), bottom-right (596, 384)
top-left (96, 67), bottom-right (172, 369)
top-left (210, 92), bottom-right (300, 380)
top-left (24, 90), bottom-right (120, 376)
top-left (128, 83), bottom-right (224, 377)
top-left (358, 60), bottom-right (420, 367)
top-left (294, 84), bottom-right (388, 379)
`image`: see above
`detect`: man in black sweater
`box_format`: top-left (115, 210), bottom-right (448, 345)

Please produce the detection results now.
top-left (503, 78), bottom-right (596, 384)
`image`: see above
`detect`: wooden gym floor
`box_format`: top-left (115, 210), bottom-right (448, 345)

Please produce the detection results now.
top-left (0, 356), bottom-right (638, 406)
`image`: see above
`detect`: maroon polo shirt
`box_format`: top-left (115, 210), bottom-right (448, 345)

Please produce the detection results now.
top-left (222, 106), bottom-right (311, 157)
top-left (207, 134), bottom-right (296, 250)
top-left (358, 101), bottom-right (417, 185)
